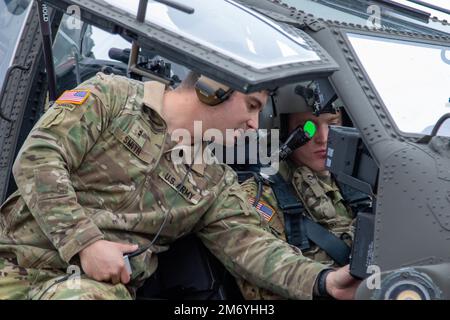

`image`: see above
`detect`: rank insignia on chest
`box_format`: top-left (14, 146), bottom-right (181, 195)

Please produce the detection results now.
top-left (56, 90), bottom-right (90, 105)
top-left (248, 197), bottom-right (275, 222)
top-left (128, 122), bottom-right (148, 147)
top-left (122, 122), bottom-right (149, 157)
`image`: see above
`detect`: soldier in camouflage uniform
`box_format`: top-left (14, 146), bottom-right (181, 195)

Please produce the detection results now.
top-left (236, 83), bottom-right (359, 300)
top-left (0, 72), bottom-right (358, 300)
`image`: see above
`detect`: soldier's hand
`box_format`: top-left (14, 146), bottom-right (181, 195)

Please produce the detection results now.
top-left (326, 265), bottom-right (361, 300)
top-left (79, 240), bottom-right (138, 285)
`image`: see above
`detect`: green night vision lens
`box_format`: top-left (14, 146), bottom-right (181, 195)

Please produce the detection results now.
top-left (303, 120), bottom-right (316, 138)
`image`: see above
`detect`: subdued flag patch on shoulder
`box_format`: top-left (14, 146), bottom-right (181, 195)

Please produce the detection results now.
top-left (248, 197), bottom-right (274, 222)
top-left (56, 90), bottom-right (90, 105)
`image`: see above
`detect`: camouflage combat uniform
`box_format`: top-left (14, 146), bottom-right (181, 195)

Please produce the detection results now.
top-left (237, 160), bottom-right (355, 299)
top-left (0, 73), bottom-right (328, 300)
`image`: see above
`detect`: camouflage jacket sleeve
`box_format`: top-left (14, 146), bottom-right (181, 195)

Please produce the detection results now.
top-left (12, 73), bottom-right (125, 263)
top-left (196, 169), bottom-right (327, 300)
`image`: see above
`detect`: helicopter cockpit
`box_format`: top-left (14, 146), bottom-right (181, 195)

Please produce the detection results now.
top-left (0, 0), bottom-right (449, 300)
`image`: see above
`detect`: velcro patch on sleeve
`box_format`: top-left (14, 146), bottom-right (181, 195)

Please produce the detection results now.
top-left (56, 90), bottom-right (90, 105)
top-left (248, 197), bottom-right (274, 222)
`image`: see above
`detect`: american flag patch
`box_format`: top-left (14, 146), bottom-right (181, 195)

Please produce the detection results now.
top-left (56, 90), bottom-right (90, 105)
top-left (248, 197), bottom-right (274, 222)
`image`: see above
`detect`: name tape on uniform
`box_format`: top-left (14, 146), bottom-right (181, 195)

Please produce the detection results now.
top-left (159, 171), bottom-right (201, 205)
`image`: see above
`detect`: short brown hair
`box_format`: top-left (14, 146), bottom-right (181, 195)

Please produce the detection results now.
top-left (179, 71), bottom-right (200, 89)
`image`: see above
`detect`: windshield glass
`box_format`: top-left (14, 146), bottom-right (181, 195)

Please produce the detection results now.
top-left (283, 0), bottom-right (450, 37)
top-left (53, 14), bottom-right (131, 68)
top-left (103, 0), bottom-right (322, 69)
top-left (394, 0), bottom-right (449, 21)
top-left (0, 0), bottom-right (32, 89)
top-left (348, 33), bottom-right (450, 136)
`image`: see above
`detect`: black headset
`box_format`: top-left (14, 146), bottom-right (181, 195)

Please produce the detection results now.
top-left (194, 76), bottom-right (234, 106)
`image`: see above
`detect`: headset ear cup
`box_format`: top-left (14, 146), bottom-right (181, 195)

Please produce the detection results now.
top-left (195, 76), bottom-right (233, 106)
top-left (195, 85), bottom-right (221, 106)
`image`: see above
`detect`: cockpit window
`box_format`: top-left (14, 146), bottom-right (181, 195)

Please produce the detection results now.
top-left (53, 14), bottom-right (130, 68)
top-left (394, 0), bottom-right (449, 21)
top-left (0, 0), bottom-right (32, 89)
top-left (103, 0), bottom-right (322, 69)
top-left (283, 0), bottom-right (449, 37)
top-left (348, 33), bottom-right (450, 136)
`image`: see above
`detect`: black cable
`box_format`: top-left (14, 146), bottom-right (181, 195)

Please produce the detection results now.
top-left (37, 147), bottom-right (200, 299)
top-left (236, 170), bottom-right (267, 207)
top-left (36, 274), bottom-right (71, 300)
top-left (255, 178), bottom-right (263, 206)
top-left (126, 152), bottom-right (197, 259)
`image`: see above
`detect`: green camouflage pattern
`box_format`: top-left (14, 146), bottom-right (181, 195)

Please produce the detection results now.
top-left (0, 73), bottom-right (326, 300)
top-left (0, 257), bottom-right (131, 300)
top-left (237, 160), bottom-right (354, 299)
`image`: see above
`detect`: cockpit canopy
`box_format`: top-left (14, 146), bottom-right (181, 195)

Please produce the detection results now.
top-left (44, 0), bottom-right (340, 93)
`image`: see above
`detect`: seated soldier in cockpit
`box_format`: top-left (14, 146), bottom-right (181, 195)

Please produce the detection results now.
top-left (236, 82), bottom-right (360, 300)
